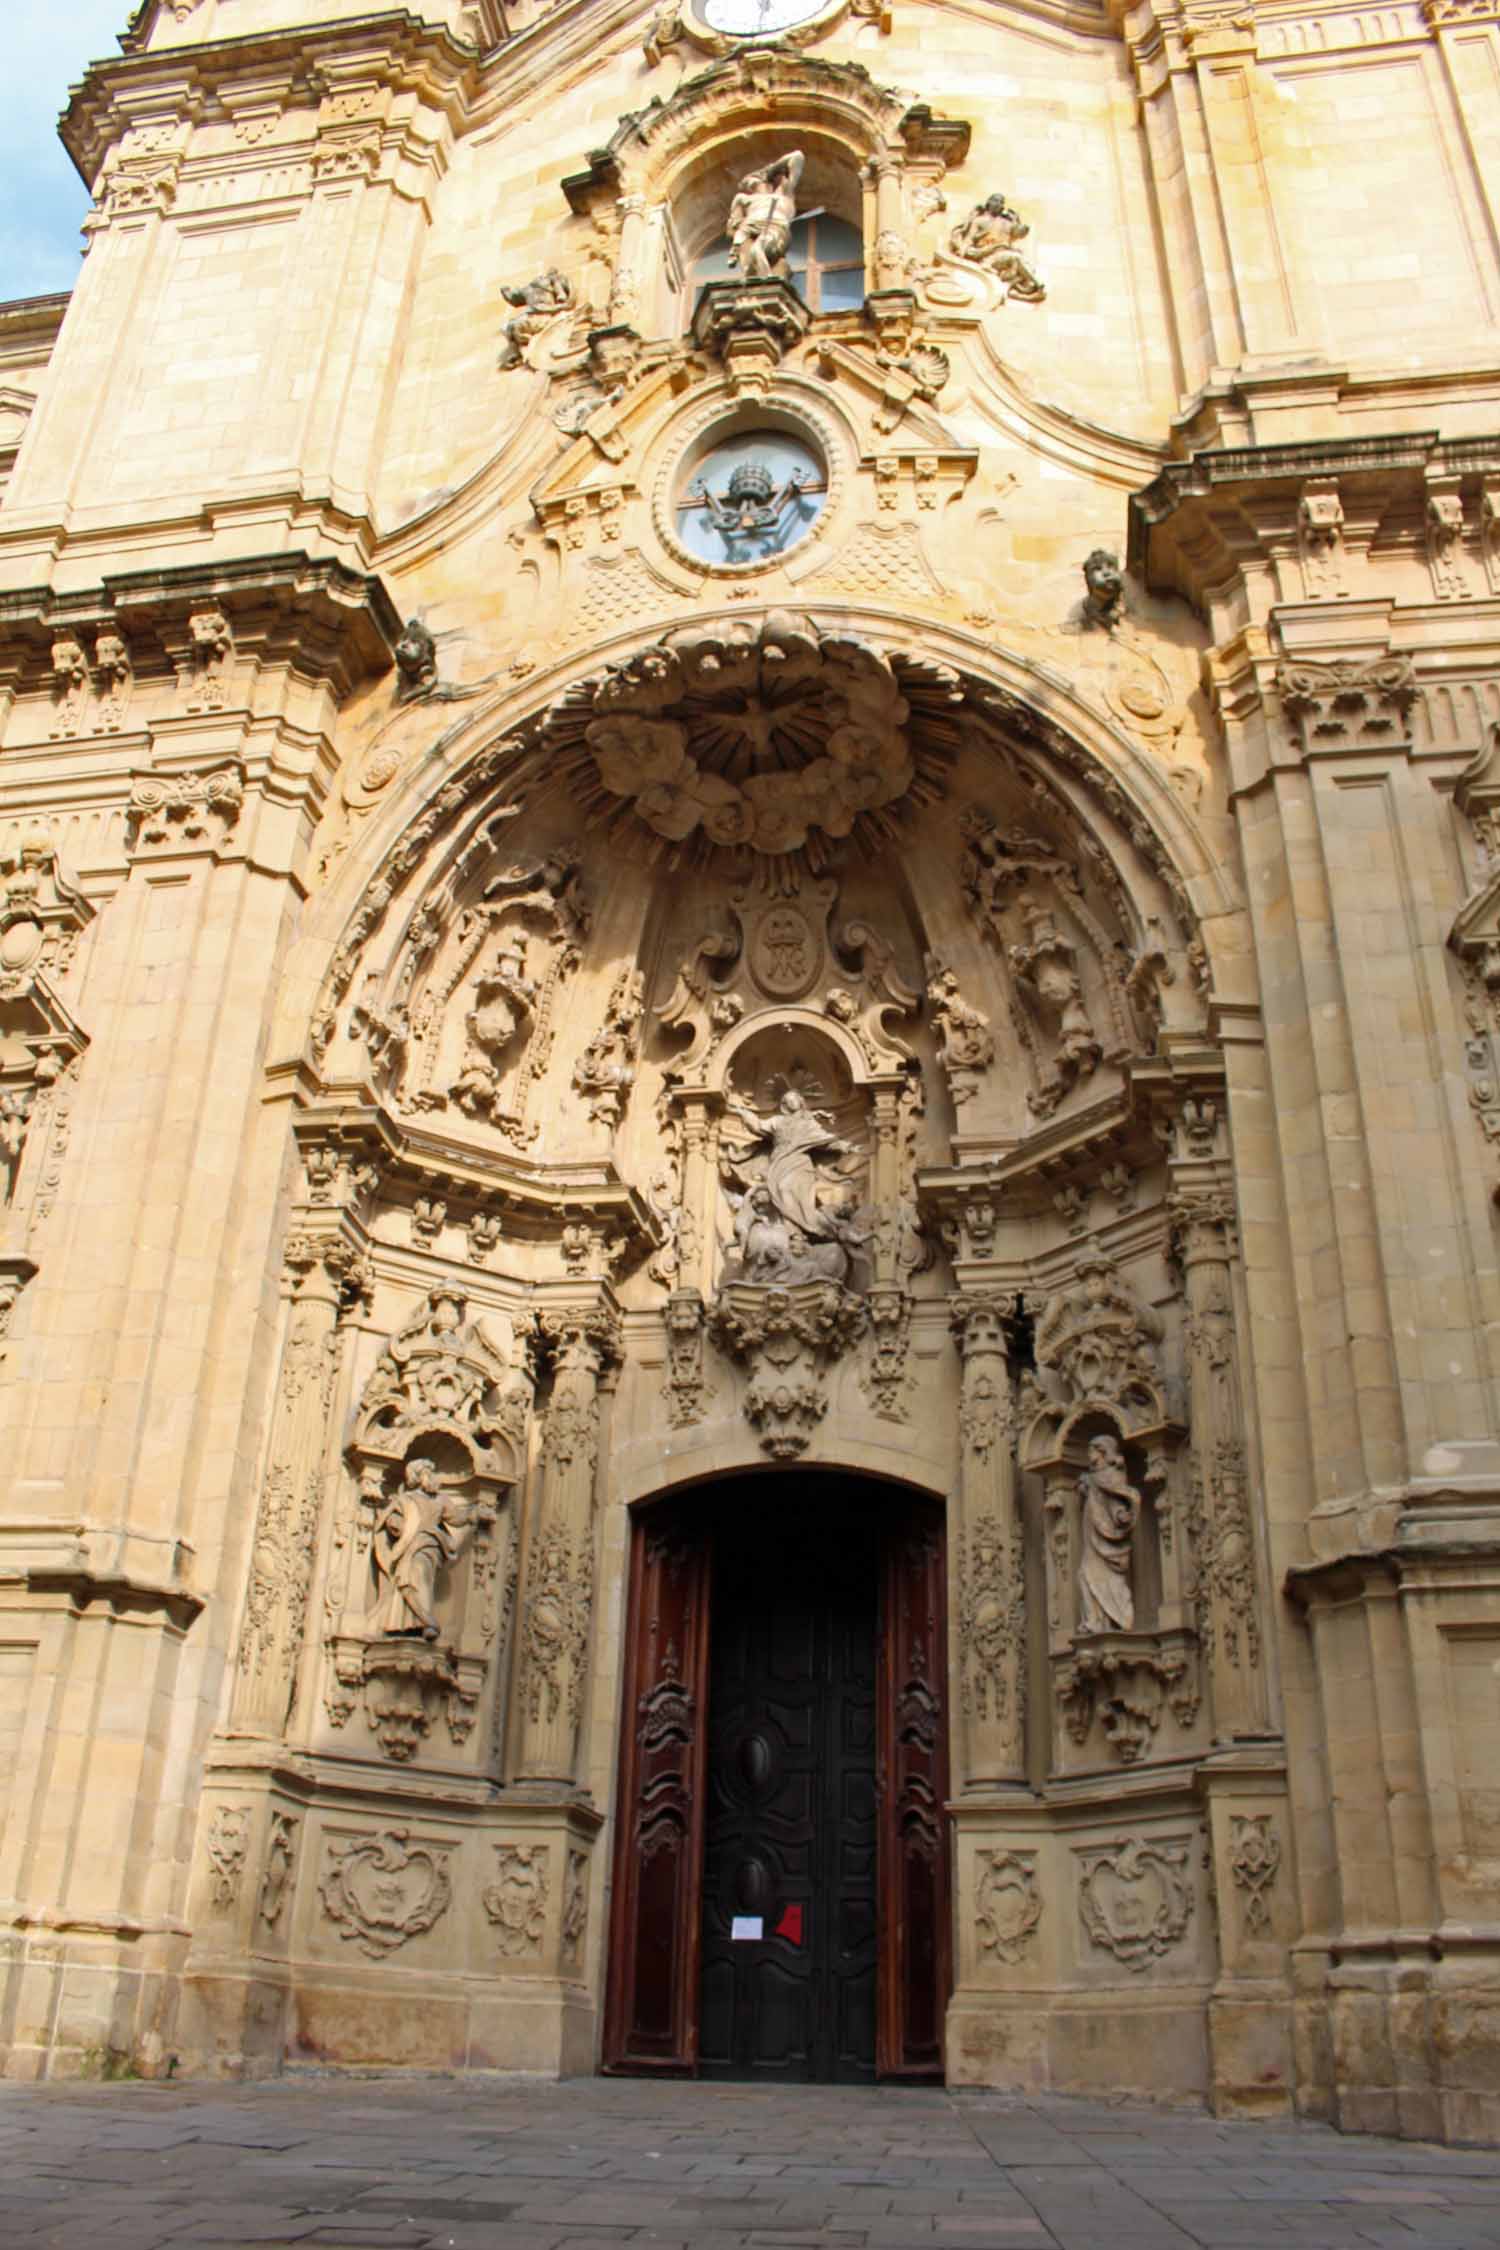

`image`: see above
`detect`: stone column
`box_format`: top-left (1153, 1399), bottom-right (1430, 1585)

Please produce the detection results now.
top-left (1170, 1186), bottom-right (1271, 1740)
top-left (679, 1094), bottom-right (712, 1297)
top-left (950, 1294), bottom-right (1026, 1788)
top-left (230, 1232), bottom-right (362, 1740)
top-left (516, 1295), bottom-right (620, 1788)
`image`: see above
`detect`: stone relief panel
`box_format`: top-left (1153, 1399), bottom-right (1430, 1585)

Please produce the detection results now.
top-left (233, 1235), bottom-right (369, 1741)
top-left (205, 1806), bottom-right (252, 1911)
top-left (258, 1813), bottom-right (299, 1932)
top-left (562, 1848), bottom-right (590, 1975)
top-left (1229, 1814), bottom-right (1282, 1937)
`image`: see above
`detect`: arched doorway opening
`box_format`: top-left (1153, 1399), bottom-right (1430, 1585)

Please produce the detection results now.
top-left (603, 1473), bottom-right (950, 2084)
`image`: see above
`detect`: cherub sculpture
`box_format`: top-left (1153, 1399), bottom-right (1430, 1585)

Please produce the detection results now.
top-left (1082, 549), bottom-right (1124, 631)
top-left (394, 616), bottom-right (437, 697)
top-left (498, 267), bottom-right (573, 368)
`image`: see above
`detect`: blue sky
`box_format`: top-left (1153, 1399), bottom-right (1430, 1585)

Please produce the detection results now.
top-left (2, 4), bottom-right (135, 301)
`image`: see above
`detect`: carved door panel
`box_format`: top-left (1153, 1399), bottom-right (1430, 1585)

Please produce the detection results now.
top-left (877, 1499), bottom-right (952, 2080)
top-left (698, 1496), bottom-right (878, 2083)
top-left (602, 1507), bottom-right (711, 2073)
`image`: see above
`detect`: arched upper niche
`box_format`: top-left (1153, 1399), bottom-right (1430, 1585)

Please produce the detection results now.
top-left (305, 620), bottom-right (1231, 1023)
top-left (560, 47), bottom-right (970, 339)
top-left (294, 613), bottom-right (1240, 1169)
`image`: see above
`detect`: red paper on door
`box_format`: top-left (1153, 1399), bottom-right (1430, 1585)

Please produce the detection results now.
top-left (773, 1904), bottom-right (804, 1945)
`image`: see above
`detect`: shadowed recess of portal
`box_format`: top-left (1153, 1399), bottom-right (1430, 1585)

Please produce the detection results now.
top-left (698, 1482), bottom-right (878, 2083)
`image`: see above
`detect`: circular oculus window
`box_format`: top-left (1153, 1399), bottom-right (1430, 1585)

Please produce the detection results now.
top-left (673, 429), bottom-right (828, 570)
top-left (695, 0), bottom-right (831, 33)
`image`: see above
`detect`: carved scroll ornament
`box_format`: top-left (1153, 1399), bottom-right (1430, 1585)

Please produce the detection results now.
top-left (975, 1848), bottom-right (1041, 1964)
top-left (1076, 1836), bottom-right (1194, 1970)
top-left (320, 1828), bottom-right (453, 1957)
top-left (1030, 1251), bottom-right (1165, 1424)
top-left (483, 1844), bottom-right (550, 1958)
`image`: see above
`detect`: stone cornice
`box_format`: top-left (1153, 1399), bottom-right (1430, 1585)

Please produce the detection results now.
top-left (1130, 430), bottom-right (1500, 611)
top-left (0, 551), bottom-right (401, 702)
top-left (0, 295), bottom-right (69, 354)
top-left (62, 10), bottom-right (477, 189)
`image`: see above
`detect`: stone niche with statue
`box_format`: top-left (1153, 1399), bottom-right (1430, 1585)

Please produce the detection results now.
top-left (322, 1283), bottom-right (529, 1765)
top-left (1020, 1249), bottom-right (1200, 1771)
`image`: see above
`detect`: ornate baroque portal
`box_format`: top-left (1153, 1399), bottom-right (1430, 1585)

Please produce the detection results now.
top-left (3, 0), bottom-right (1500, 2146)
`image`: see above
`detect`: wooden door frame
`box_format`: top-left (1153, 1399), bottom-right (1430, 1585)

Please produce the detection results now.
top-left (602, 1475), bottom-right (952, 2080)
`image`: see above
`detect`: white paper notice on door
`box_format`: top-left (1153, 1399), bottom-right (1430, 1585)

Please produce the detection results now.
top-left (730, 1916), bottom-right (763, 1941)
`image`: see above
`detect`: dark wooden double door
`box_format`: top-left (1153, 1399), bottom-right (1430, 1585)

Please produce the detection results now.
top-left (604, 1477), bottom-right (950, 2083)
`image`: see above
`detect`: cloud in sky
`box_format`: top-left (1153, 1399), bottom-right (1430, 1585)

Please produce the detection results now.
top-left (1, 4), bottom-right (135, 301)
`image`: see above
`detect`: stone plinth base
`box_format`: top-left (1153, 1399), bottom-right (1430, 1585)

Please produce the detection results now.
top-left (176, 1965), bottom-right (595, 2079)
top-left (947, 1986), bottom-right (1213, 2106)
top-left (0, 1928), bottom-right (186, 2084)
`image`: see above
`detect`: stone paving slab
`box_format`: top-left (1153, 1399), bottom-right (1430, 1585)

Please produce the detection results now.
top-left (1, 2076), bottom-right (1499, 2250)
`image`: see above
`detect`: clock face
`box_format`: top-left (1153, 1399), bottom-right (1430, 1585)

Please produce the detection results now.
top-left (699, 0), bottom-right (830, 34)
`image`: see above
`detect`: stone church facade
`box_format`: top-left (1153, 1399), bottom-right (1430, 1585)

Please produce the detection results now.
top-left (0, 0), bottom-right (1498, 2144)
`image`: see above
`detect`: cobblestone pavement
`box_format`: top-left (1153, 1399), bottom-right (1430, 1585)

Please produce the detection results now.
top-left (3, 2074), bottom-right (1500, 2250)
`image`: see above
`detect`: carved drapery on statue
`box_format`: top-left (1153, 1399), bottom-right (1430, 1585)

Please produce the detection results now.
top-left (322, 1284), bottom-right (528, 1763)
